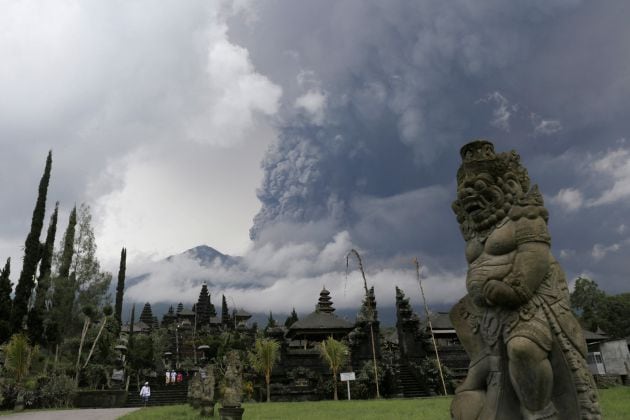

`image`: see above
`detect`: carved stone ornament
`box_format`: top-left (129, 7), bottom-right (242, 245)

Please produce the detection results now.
top-left (449, 140), bottom-right (601, 420)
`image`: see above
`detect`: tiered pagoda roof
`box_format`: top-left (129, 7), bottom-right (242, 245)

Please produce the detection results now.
top-left (288, 287), bottom-right (354, 338)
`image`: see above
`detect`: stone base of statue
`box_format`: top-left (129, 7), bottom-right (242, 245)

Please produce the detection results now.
top-left (200, 400), bottom-right (216, 417)
top-left (219, 406), bottom-right (244, 420)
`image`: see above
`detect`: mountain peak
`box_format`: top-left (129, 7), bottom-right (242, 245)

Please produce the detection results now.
top-left (166, 244), bottom-right (238, 267)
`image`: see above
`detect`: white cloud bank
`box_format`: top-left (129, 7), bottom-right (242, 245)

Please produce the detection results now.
top-left (550, 146), bottom-right (630, 214)
top-left (124, 191), bottom-right (466, 314)
top-left (587, 148), bottom-right (630, 206)
top-left (0, 1), bottom-right (282, 271)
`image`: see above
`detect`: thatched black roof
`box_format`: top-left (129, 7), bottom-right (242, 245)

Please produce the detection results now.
top-left (289, 311), bottom-right (354, 331)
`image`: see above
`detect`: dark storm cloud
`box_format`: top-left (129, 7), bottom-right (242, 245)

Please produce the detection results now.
top-left (226, 0), bottom-right (630, 296)
top-left (3, 1), bottom-right (629, 315)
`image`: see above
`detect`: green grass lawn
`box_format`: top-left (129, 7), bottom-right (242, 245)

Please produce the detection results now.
top-left (119, 387), bottom-right (629, 419)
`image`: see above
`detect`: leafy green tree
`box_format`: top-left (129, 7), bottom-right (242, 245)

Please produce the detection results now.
top-left (284, 308), bottom-right (298, 328)
top-left (12, 151), bottom-right (52, 333)
top-left (128, 334), bottom-right (155, 378)
top-left (248, 338), bottom-right (280, 402)
top-left (72, 204), bottom-right (112, 318)
top-left (114, 247), bottom-right (126, 327)
top-left (598, 293), bottom-right (630, 339)
top-left (570, 277), bottom-right (606, 331)
top-left (319, 337), bottom-right (348, 401)
top-left (28, 202), bottom-right (59, 345)
top-left (0, 258), bottom-right (12, 343)
top-left (150, 328), bottom-right (170, 371)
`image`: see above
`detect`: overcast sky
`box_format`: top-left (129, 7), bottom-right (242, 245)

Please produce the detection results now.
top-left (2, 1), bottom-right (629, 318)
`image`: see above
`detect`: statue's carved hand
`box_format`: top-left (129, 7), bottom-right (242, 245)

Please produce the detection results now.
top-left (482, 279), bottom-right (520, 307)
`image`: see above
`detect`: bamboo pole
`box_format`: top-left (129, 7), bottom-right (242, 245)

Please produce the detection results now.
top-left (413, 258), bottom-right (448, 396)
top-left (346, 249), bottom-right (380, 399)
top-left (75, 317), bottom-right (91, 385)
top-left (83, 316), bottom-right (108, 368)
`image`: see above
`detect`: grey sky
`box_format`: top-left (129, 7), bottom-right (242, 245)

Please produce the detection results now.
top-left (2, 1), bottom-right (629, 316)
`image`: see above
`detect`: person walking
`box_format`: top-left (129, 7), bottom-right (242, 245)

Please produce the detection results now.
top-left (170, 369), bottom-right (176, 385)
top-left (165, 369), bottom-right (170, 385)
top-left (140, 382), bottom-right (151, 406)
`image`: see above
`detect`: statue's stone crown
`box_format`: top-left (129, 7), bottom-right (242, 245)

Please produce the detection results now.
top-left (460, 140), bottom-right (496, 163)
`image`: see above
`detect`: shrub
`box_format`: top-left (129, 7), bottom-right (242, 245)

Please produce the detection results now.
top-left (0, 379), bottom-right (18, 410)
top-left (39, 374), bottom-right (76, 408)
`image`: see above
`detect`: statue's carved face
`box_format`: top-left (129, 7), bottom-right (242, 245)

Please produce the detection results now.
top-left (453, 169), bottom-right (522, 235)
top-left (456, 173), bottom-right (504, 225)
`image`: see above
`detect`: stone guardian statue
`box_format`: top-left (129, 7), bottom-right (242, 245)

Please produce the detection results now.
top-left (449, 140), bottom-right (601, 420)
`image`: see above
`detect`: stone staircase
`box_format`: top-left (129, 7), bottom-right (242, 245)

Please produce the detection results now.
top-left (397, 364), bottom-right (430, 398)
top-left (125, 381), bottom-right (189, 407)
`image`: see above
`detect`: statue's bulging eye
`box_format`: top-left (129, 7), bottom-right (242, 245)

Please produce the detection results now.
top-left (474, 180), bottom-right (486, 191)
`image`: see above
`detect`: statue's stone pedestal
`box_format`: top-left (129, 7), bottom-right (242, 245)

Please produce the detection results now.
top-left (200, 400), bottom-right (216, 417)
top-left (219, 406), bottom-right (244, 420)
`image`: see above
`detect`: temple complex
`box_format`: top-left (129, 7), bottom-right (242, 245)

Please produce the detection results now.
top-left (118, 282), bottom-right (467, 401)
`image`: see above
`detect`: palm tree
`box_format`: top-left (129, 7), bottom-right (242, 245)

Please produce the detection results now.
top-left (248, 338), bottom-right (280, 402)
top-left (3, 334), bottom-right (38, 410)
top-left (319, 336), bottom-right (348, 401)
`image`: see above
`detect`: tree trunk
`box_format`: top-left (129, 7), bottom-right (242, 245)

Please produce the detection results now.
top-left (266, 375), bottom-right (271, 402)
top-left (333, 373), bottom-right (338, 401)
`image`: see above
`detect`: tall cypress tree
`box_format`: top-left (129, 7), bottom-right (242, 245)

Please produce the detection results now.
top-left (58, 205), bottom-right (77, 279)
top-left (48, 206), bottom-right (77, 345)
top-left (12, 151), bottom-right (52, 333)
top-left (28, 203), bottom-right (59, 344)
top-left (0, 258), bottom-right (12, 343)
top-left (284, 307), bottom-right (299, 328)
top-left (114, 247), bottom-right (126, 327)
top-left (37, 202), bottom-right (59, 286)
top-left (221, 295), bottom-right (230, 326)
top-left (129, 303), bottom-right (136, 339)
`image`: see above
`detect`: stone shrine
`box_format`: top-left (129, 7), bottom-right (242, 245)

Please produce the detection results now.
top-left (449, 140), bottom-right (601, 420)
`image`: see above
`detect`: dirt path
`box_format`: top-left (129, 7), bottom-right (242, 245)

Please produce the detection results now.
top-left (1, 407), bottom-right (140, 420)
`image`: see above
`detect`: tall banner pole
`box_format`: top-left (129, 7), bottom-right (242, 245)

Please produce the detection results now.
top-left (414, 258), bottom-right (448, 396)
top-left (346, 249), bottom-right (380, 399)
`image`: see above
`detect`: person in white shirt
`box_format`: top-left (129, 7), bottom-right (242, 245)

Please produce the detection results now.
top-left (139, 382), bottom-right (151, 406)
